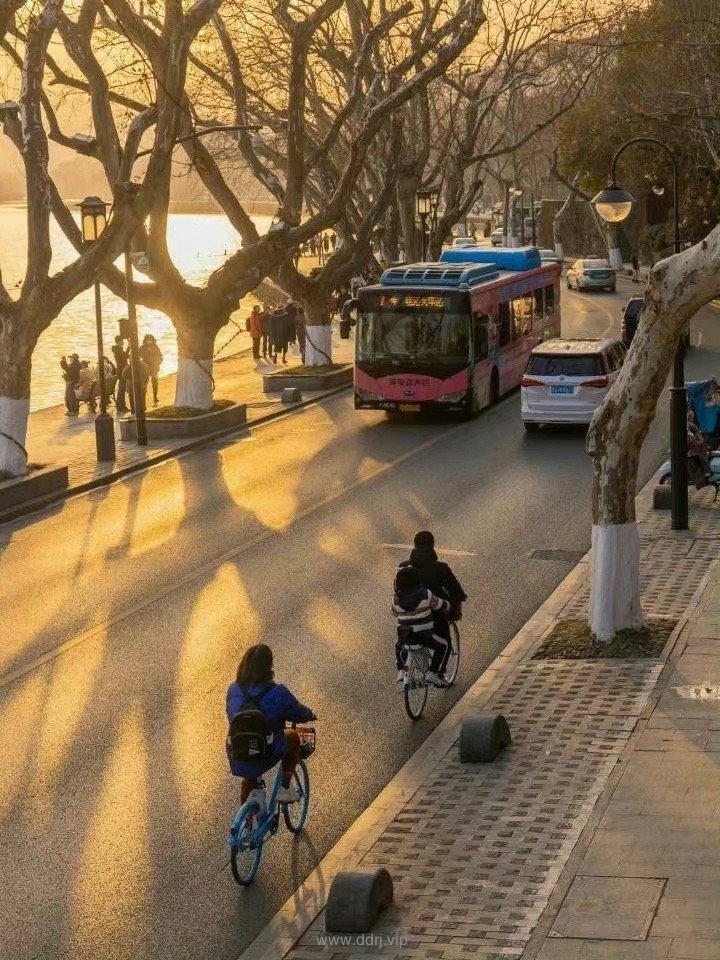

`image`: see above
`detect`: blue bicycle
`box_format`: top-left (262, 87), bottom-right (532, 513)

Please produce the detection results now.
top-left (229, 725), bottom-right (315, 885)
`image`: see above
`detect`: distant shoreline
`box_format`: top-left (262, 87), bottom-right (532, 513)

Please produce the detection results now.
top-left (0, 198), bottom-right (277, 216)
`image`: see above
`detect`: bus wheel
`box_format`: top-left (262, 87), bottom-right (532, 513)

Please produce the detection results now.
top-left (489, 369), bottom-right (499, 406)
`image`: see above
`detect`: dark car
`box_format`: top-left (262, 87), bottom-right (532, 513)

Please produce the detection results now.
top-left (621, 297), bottom-right (644, 346)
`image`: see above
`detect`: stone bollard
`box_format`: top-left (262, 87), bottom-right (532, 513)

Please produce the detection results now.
top-left (459, 714), bottom-right (512, 763)
top-left (325, 868), bottom-right (394, 933)
top-left (653, 484), bottom-right (672, 510)
top-left (281, 386), bottom-right (303, 404)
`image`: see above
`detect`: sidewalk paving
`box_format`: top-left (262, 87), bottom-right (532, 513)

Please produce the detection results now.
top-left (18, 331), bottom-right (354, 508)
top-left (239, 480), bottom-right (720, 960)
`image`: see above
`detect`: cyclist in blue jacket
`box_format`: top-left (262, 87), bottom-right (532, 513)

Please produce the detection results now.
top-left (226, 644), bottom-right (316, 804)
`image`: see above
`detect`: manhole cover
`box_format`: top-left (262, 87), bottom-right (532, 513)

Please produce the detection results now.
top-left (530, 549), bottom-right (586, 562)
top-left (550, 876), bottom-right (666, 940)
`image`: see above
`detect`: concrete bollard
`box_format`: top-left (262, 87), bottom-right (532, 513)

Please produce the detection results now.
top-left (281, 387), bottom-right (303, 404)
top-left (653, 484), bottom-right (672, 510)
top-left (325, 868), bottom-right (394, 933)
top-left (459, 714), bottom-right (512, 763)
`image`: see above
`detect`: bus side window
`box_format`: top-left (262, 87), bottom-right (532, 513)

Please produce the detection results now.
top-left (498, 302), bottom-right (511, 346)
top-left (545, 283), bottom-right (556, 316)
top-left (473, 312), bottom-right (489, 361)
top-left (512, 295), bottom-right (532, 338)
top-left (533, 289), bottom-right (544, 323)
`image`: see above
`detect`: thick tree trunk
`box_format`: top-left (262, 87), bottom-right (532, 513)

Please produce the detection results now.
top-left (0, 318), bottom-right (32, 477)
top-left (174, 324), bottom-right (217, 409)
top-left (586, 229), bottom-right (720, 640)
top-left (302, 295), bottom-right (333, 366)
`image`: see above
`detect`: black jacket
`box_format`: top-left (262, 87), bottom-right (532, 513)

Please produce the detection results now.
top-left (400, 546), bottom-right (467, 607)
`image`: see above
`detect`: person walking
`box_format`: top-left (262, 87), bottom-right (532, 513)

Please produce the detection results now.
top-left (260, 304), bottom-right (271, 359)
top-left (294, 306), bottom-right (307, 363)
top-left (122, 356), bottom-right (150, 414)
top-left (60, 353), bottom-right (81, 415)
top-left (323, 233), bottom-right (330, 256)
top-left (139, 333), bottom-right (163, 405)
top-left (112, 335), bottom-right (130, 412)
top-left (269, 303), bottom-right (291, 365)
top-left (248, 304), bottom-right (264, 360)
top-left (631, 253), bottom-right (640, 283)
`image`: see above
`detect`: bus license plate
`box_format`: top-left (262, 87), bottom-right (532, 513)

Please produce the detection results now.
top-left (550, 385), bottom-right (574, 395)
top-left (399, 404), bottom-right (421, 412)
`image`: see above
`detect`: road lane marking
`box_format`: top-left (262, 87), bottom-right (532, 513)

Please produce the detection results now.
top-left (382, 543), bottom-right (477, 557)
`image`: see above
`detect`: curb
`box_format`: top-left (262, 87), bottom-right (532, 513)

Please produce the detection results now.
top-left (0, 382), bottom-right (352, 526)
top-left (235, 473), bottom-right (698, 960)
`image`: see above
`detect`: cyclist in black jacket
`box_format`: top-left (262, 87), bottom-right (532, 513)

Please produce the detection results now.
top-left (398, 530), bottom-right (468, 648)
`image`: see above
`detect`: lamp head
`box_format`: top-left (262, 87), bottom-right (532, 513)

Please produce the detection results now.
top-left (591, 181), bottom-right (635, 224)
top-left (80, 195), bottom-right (108, 242)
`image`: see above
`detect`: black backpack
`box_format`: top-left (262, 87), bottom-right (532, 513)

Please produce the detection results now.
top-left (226, 690), bottom-right (274, 764)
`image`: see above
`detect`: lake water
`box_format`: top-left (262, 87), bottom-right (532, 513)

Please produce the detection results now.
top-left (0, 205), bottom-right (272, 411)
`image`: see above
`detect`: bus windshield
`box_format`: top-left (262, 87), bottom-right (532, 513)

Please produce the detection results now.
top-left (357, 291), bottom-right (470, 362)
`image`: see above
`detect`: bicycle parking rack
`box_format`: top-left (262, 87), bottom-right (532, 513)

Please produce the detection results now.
top-left (459, 714), bottom-right (512, 762)
top-left (325, 867), bottom-right (394, 933)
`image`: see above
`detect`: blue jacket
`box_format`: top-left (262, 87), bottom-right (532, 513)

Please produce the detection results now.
top-left (225, 680), bottom-right (315, 778)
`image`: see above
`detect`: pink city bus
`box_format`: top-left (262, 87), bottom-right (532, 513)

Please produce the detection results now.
top-left (354, 247), bottom-right (562, 416)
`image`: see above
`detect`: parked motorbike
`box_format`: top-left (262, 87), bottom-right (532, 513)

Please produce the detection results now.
top-left (658, 420), bottom-right (720, 498)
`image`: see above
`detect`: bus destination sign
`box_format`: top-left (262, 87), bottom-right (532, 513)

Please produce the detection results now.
top-left (376, 293), bottom-right (451, 310)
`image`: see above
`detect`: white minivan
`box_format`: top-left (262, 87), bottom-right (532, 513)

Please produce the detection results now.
top-left (520, 338), bottom-right (626, 431)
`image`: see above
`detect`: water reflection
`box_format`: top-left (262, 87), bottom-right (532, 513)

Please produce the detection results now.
top-left (0, 205), bottom-right (271, 411)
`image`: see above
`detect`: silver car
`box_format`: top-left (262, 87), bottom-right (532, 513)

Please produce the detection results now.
top-left (538, 248), bottom-right (562, 264)
top-left (566, 258), bottom-right (616, 293)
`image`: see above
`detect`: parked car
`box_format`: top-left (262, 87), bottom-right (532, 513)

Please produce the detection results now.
top-left (566, 258), bottom-right (616, 293)
top-left (490, 228), bottom-right (504, 246)
top-left (538, 248), bottom-right (562, 264)
top-left (452, 237), bottom-right (478, 248)
top-left (620, 296), bottom-right (644, 346)
top-left (520, 337), bottom-right (626, 430)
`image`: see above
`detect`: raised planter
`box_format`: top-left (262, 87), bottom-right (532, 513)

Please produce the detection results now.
top-left (0, 463), bottom-right (69, 514)
top-left (119, 402), bottom-right (247, 441)
top-left (263, 363), bottom-right (353, 393)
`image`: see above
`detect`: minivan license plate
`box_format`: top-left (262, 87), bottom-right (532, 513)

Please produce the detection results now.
top-left (399, 403), bottom-right (421, 411)
top-left (551, 385), bottom-right (574, 395)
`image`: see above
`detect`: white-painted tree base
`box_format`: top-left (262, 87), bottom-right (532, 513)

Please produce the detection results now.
top-left (589, 522), bottom-right (645, 641)
top-left (304, 325), bottom-right (333, 366)
top-left (0, 395), bottom-right (30, 476)
top-left (175, 358), bottom-right (214, 409)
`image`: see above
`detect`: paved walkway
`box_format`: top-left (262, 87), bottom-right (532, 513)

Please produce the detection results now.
top-left (20, 331), bottom-right (354, 503)
top-left (239, 480), bottom-right (720, 960)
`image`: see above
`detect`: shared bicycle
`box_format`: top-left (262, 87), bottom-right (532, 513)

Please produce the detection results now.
top-left (401, 620), bottom-right (460, 721)
top-left (228, 725), bottom-right (315, 885)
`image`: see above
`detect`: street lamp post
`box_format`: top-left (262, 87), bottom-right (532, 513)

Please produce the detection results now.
top-left (80, 196), bottom-right (116, 462)
top-left (123, 210), bottom-right (148, 446)
top-left (592, 137), bottom-right (687, 530)
top-left (416, 188), bottom-right (433, 261)
top-left (510, 187), bottom-right (523, 246)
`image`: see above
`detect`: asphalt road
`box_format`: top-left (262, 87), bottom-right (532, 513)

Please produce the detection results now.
top-left (1, 280), bottom-right (718, 960)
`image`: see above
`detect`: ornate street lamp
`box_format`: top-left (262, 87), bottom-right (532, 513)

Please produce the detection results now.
top-left (416, 187), bottom-right (438, 261)
top-left (80, 196), bottom-right (116, 462)
top-left (592, 137), bottom-right (687, 530)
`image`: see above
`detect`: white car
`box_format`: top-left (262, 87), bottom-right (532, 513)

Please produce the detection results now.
top-left (538, 248), bottom-right (562, 264)
top-left (452, 237), bottom-right (477, 248)
top-left (566, 258), bottom-right (616, 293)
top-left (520, 338), bottom-right (626, 430)
top-left (490, 228), bottom-right (504, 246)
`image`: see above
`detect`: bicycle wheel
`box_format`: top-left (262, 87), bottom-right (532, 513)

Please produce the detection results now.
top-left (404, 652), bottom-right (428, 721)
top-left (230, 801), bottom-right (263, 885)
top-left (282, 760), bottom-right (310, 834)
top-left (444, 622), bottom-right (461, 686)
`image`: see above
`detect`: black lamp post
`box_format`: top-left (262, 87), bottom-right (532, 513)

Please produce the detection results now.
top-left (592, 137), bottom-right (687, 530)
top-left (416, 188), bottom-right (435, 261)
top-left (80, 196), bottom-right (116, 462)
top-left (124, 210), bottom-right (148, 446)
